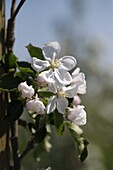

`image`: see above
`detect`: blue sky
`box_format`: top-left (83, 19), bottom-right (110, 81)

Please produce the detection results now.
top-left (6, 0), bottom-right (113, 67)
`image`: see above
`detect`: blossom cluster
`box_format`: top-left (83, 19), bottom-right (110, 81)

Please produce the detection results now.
top-left (18, 41), bottom-right (87, 126)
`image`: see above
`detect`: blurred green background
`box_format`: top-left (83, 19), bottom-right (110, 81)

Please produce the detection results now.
top-left (6, 0), bottom-right (113, 169)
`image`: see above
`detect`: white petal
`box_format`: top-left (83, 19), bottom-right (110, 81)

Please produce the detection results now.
top-left (73, 109), bottom-right (86, 126)
top-left (42, 41), bottom-right (61, 61)
top-left (38, 70), bottom-right (55, 84)
top-left (63, 85), bottom-right (78, 98)
top-left (55, 68), bottom-right (72, 85)
top-left (72, 67), bottom-right (80, 76)
top-left (68, 105), bottom-right (87, 126)
top-left (31, 57), bottom-right (50, 72)
top-left (77, 81), bottom-right (86, 94)
top-left (47, 96), bottom-right (57, 114)
top-left (57, 97), bottom-right (68, 114)
top-left (60, 56), bottom-right (77, 70)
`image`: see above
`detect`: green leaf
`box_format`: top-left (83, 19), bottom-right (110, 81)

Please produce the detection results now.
top-left (38, 91), bottom-right (54, 98)
top-left (26, 44), bottom-right (44, 60)
top-left (34, 126), bottom-right (47, 143)
top-left (66, 122), bottom-right (88, 162)
top-left (4, 99), bottom-right (23, 123)
top-left (54, 110), bottom-right (64, 136)
top-left (0, 73), bottom-right (21, 91)
top-left (17, 61), bottom-right (36, 78)
top-left (17, 61), bottom-right (31, 68)
top-left (5, 53), bottom-right (17, 69)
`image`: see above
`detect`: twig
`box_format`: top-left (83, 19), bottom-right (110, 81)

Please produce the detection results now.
top-left (11, 0), bottom-right (16, 17)
top-left (19, 138), bottom-right (35, 161)
top-left (6, 0), bottom-right (26, 52)
top-left (12, 0), bottom-right (26, 21)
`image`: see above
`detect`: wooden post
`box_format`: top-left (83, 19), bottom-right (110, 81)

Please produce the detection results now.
top-left (0, 0), bottom-right (10, 169)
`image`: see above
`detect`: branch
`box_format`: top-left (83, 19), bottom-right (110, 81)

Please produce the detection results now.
top-left (11, 0), bottom-right (16, 17)
top-left (19, 138), bottom-right (35, 161)
top-left (6, 0), bottom-right (26, 52)
top-left (12, 0), bottom-right (26, 21)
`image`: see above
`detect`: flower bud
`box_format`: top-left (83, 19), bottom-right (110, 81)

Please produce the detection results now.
top-left (18, 81), bottom-right (35, 99)
top-left (26, 98), bottom-right (45, 114)
top-left (67, 105), bottom-right (87, 126)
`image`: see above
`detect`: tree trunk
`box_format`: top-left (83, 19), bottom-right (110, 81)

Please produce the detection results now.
top-left (0, 0), bottom-right (10, 169)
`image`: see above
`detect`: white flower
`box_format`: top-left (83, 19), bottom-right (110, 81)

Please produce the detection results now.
top-left (26, 98), bottom-right (45, 114)
top-left (47, 83), bottom-right (78, 114)
top-left (31, 41), bottom-right (77, 85)
top-left (18, 81), bottom-right (35, 99)
top-left (67, 105), bottom-right (87, 126)
top-left (71, 67), bottom-right (86, 94)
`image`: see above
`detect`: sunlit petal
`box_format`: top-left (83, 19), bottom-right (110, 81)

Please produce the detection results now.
top-left (60, 56), bottom-right (77, 70)
top-left (55, 68), bottom-right (72, 85)
top-left (47, 96), bottom-right (57, 114)
top-left (57, 97), bottom-right (68, 114)
top-left (42, 41), bottom-right (61, 61)
top-left (31, 57), bottom-right (50, 72)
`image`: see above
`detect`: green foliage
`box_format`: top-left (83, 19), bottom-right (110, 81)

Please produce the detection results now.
top-left (26, 44), bottom-right (44, 60)
top-left (34, 126), bottom-right (47, 143)
top-left (17, 61), bottom-right (36, 78)
top-left (0, 73), bottom-right (21, 91)
top-left (54, 110), bottom-right (64, 136)
top-left (4, 53), bottom-right (17, 70)
top-left (66, 122), bottom-right (88, 162)
top-left (4, 99), bottom-right (24, 123)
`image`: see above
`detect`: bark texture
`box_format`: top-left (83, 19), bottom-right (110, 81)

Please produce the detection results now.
top-left (0, 1), bottom-right (10, 169)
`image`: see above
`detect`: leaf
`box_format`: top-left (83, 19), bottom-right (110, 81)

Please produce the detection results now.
top-left (17, 61), bottom-right (36, 78)
top-left (34, 126), bottom-right (47, 143)
top-left (54, 110), bottom-right (64, 136)
top-left (0, 73), bottom-right (21, 91)
top-left (4, 99), bottom-right (23, 123)
top-left (26, 44), bottom-right (44, 60)
top-left (38, 91), bottom-right (54, 98)
top-left (66, 122), bottom-right (89, 162)
top-left (5, 53), bottom-right (17, 69)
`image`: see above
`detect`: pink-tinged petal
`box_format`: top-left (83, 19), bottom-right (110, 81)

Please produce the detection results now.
top-left (60, 56), bottom-right (77, 70)
top-left (31, 57), bottom-right (50, 72)
top-left (47, 96), bottom-right (57, 114)
top-left (73, 95), bottom-right (81, 105)
top-left (57, 97), bottom-right (68, 114)
top-left (42, 41), bottom-right (61, 61)
top-left (55, 68), bottom-right (72, 85)
top-left (68, 105), bottom-right (87, 126)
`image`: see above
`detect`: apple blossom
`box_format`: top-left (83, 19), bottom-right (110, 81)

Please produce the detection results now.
top-left (18, 81), bottom-right (35, 99)
top-left (67, 105), bottom-right (87, 126)
top-left (71, 67), bottom-right (86, 94)
top-left (26, 98), bottom-right (45, 114)
top-left (31, 41), bottom-right (77, 85)
top-left (47, 83), bottom-right (79, 114)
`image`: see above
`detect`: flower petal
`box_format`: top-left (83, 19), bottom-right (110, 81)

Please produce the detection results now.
top-left (63, 85), bottom-right (78, 98)
top-left (68, 105), bottom-right (87, 126)
top-left (57, 97), bottom-right (68, 114)
top-left (38, 70), bottom-right (55, 84)
top-left (31, 57), bottom-right (50, 72)
top-left (60, 56), bottom-right (77, 70)
top-left (46, 96), bottom-right (57, 114)
top-left (55, 68), bottom-right (72, 85)
top-left (42, 41), bottom-right (61, 61)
